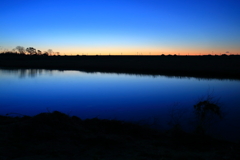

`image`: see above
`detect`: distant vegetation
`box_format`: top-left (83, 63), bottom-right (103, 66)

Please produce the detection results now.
top-left (1, 46), bottom-right (240, 80)
top-left (0, 46), bottom-right (60, 56)
top-left (0, 46), bottom-right (240, 57)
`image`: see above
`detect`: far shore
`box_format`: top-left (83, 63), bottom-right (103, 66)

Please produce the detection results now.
top-left (1, 54), bottom-right (240, 79)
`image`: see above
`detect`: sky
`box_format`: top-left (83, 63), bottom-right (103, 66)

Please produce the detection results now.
top-left (0, 0), bottom-right (240, 55)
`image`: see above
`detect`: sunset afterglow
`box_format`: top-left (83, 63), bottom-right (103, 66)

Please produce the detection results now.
top-left (1, 0), bottom-right (240, 55)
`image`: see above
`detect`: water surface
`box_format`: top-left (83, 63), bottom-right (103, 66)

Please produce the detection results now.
top-left (0, 69), bottom-right (240, 141)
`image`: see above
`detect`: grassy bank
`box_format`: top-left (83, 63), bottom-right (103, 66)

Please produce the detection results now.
top-left (0, 111), bottom-right (239, 159)
top-left (1, 54), bottom-right (240, 79)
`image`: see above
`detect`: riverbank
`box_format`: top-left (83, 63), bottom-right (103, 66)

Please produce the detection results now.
top-left (1, 54), bottom-right (240, 79)
top-left (0, 111), bottom-right (239, 159)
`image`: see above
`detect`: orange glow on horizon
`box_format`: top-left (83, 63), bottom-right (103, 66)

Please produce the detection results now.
top-left (56, 46), bottom-right (240, 56)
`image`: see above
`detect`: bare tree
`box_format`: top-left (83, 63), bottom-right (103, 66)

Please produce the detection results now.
top-left (12, 49), bottom-right (17, 53)
top-left (26, 47), bottom-right (36, 55)
top-left (193, 94), bottom-right (223, 135)
top-left (47, 49), bottom-right (53, 56)
top-left (15, 46), bottom-right (25, 54)
top-left (37, 50), bottom-right (42, 55)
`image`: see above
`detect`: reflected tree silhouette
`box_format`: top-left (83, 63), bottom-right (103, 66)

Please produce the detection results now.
top-left (1, 69), bottom-right (52, 78)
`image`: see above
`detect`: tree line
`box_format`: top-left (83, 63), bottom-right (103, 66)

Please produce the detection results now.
top-left (1, 46), bottom-right (60, 56)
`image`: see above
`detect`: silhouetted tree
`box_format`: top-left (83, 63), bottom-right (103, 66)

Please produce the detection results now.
top-left (15, 46), bottom-right (25, 54)
top-left (12, 49), bottom-right (17, 53)
top-left (42, 51), bottom-right (49, 56)
top-left (48, 49), bottom-right (53, 56)
top-left (26, 47), bottom-right (36, 55)
top-left (37, 50), bottom-right (42, 55)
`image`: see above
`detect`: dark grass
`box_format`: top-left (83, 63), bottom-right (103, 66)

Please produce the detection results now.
top-left (1, 111), bottom-right (240, 159)
top-left (1, 54), bottom-right (240, 79)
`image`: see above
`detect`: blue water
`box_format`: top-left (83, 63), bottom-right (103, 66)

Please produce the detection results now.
top-left (0, 69), bottom-right (240, 141)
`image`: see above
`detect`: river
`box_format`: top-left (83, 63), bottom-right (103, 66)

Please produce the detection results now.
top-left (0, 68), bottom-right (240, 142)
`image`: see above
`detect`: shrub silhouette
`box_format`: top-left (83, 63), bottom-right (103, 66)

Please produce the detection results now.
top-left (193, 99), bottom-right (223, 135)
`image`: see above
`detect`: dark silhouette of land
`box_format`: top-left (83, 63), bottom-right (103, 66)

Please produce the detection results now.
top-left (1, 53), bottom-right (240, 79)
top-left (1, 111), bottom-right (239, 159)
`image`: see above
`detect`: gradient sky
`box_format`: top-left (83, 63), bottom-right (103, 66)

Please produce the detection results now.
top-left (1, 0), bottom-right (240, 55)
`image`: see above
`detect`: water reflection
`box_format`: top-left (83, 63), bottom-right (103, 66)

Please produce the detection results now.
top-left (0, 68), bottom-right (53, 78)
top-left (0, 68), bottom-right (237, 81)
top-left (75, 70), bottom-right (237, 81)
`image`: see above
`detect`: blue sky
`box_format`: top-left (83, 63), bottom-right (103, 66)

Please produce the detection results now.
top-left (1, 0), bottom-right (240, 55)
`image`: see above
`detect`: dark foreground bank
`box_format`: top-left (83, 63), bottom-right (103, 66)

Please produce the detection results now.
top-left (0, 111), bottom-right (239, 160)
top-left (1, 54), bottom-right (240, 79)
